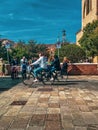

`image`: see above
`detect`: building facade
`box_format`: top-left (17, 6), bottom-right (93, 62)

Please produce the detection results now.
top-left (76, 0), bottom-right (98, 45)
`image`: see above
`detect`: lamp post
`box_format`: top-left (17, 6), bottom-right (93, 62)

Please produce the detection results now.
top-left (3, 40), bottom-right (10, 64)
top-left (62, 29), bottom-right (66, 43)
top-left (56, 36), bottom-right (61, 57)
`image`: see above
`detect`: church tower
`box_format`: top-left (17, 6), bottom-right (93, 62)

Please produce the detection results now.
top-left (76, 0), bottom-right (98, 45)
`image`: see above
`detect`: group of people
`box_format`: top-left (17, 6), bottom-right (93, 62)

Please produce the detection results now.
top-left (20, 52), bottom-right (69, 82)
top-left (0, 53), bottom-right (69, 81)
top-left (10, 57), bottom-right (20, 79)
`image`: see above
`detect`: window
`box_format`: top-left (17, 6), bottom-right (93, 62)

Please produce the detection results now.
top-left (97, 0), bottom-right (98, 15)
top-left (86, 0), bottom-right (92, 15)
top-left (83, 0), bottom-right (86, 18)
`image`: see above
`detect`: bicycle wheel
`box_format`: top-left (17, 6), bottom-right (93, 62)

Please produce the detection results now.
top-left (39, 70), bottom-right (50, 85)
top-left (49, 71), bottom-right (59, 85)
top-left (41, 71), bottom-right (52, 85)
top-left (22, 72), bottom-right (35, 86)
top-left (35, 73), bottom-right (45, 85)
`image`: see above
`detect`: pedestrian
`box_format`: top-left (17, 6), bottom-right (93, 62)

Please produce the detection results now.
top-left (20, 56), bottom-right (27, 71)
top-left (0, 58), bottom-right (5, 77)
top-left (61, 57), bottom-right (69, 78)
top-left (10, 57), bottom-right (19, 79)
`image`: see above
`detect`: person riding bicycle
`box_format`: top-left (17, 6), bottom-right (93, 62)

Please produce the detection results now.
top-left (30, 52), bottom-right (47, 82)
top-left (50, 55), bottom-right (61, 80)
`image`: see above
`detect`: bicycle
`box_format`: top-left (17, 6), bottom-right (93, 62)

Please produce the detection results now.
top-left (50, 69), bottom-right (68, 84)
top-left (22, 67), bottom-right (52, 86)
top-left (22, 66), bottom-right (68, 86)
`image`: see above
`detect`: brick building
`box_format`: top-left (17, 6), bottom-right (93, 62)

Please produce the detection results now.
top-left (76, 0), bottom-right (98, 45)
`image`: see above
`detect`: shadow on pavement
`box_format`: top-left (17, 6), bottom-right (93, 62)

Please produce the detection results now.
top-left (49, 80), bottom-right (88, 86)
top-left (0, 77), bottom-right (22, 92)
top-left (28, 79), bottom-right (89, 87)
top-left (51, 82), bottom-right (78, 86)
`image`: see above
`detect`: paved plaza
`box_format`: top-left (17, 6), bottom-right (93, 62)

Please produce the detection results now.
top-left (0, 75), bottom-right (98, 130)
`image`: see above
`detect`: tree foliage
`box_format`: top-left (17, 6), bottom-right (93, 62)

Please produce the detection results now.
top-left (10, 42), bottom-right (28, 59)
top-left (9, 40), bottom-right (47, 63)
top-left (79, 20), bottom-right (98, 58)
top-left (56, 44), bottom-right (85, 63)
top-left (0, 41), bottom-right (8, 61)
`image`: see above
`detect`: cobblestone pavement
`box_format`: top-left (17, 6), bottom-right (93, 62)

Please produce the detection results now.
top-left (0, 75), bottom-right (98, 130)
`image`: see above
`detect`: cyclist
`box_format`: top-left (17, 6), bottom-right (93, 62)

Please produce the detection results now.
top-left (30, 52), bottom-right (47, 82)
top-left (50, 55), bottom-right (61, 80)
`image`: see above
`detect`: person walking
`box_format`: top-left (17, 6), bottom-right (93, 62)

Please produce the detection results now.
top-left (10, 57), bottom-right (19, 79)
top-left (61, 57), bottom-right (69, 78)
top-left (0, 58), bottom-right (5, 78)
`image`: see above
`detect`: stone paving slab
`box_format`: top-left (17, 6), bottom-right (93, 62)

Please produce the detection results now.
top-left (0, 76), bottom-right (98, 130)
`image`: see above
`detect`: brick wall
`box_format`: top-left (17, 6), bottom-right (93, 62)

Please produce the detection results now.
top-left (5, 63), bottom-right (98, 75)
top-left (68, 63), bottom-right (98, 75)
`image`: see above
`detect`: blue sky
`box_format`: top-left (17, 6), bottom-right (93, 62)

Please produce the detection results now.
top-left (0, 0), bottom-right (81, 44)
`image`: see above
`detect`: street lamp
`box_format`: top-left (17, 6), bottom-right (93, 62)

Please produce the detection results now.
top-left (3, 40), bottom-right (10, 64)
top-left (62, 29), bottom-right (66, 43)
top-left (56, 36), bottom-right (61, 57)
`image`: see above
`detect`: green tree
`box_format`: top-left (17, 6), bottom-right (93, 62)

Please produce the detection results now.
top-left (27, 40), bottom-right (38, 58)
top-left (79, 20), bottom-right (98, 58)
top-left (27, 41), bottom-right (47, 58)
top-left (56, 44), bottom-right (85, 63)
top-left (0, 41), bottom-right (8, 61)
top-left (10, 41), bottom-right (28, 62)
top-left (10, 40), bottom-right (48, 63)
